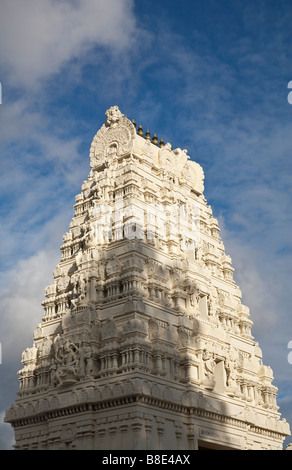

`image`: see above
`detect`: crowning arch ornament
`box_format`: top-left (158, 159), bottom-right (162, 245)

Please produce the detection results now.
top-left (89, 106), bottom-right (136, 170)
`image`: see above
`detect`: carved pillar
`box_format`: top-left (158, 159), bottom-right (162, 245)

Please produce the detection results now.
top-left (145, 421), bottom-right (153, 450)
top-left (132, 417), bottom-right (146, 449)
top-left (175, 422), bottom-right (183, 449)
top-left (89, 276), bottom-right (98, 302)
top-left (156, 418), bottom-right (165, 450)
top-left (96, 427), bottom-right (106, 450)
top-left (120, 424), bottom-right (129, 449)
top-left (109, 426), bottom-right (118, 449)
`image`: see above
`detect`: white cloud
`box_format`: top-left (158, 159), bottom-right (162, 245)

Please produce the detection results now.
top-left (0, 412), bottom-right (14, 450)
top-left (0, 249), bottom-right (59, 363)
top-left (218, 222), bottom-right (278, 337)
top-left (0, 92), bottom-right (90, 271)
top-left (0, 204), bottom-right (74, 450)
top-left (0, 0), bottom-right (137, 87)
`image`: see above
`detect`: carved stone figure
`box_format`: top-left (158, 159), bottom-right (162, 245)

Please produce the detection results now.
top-left (105, 105), bottom-right (124, 127)
top-left (225, 357), bottom-right (237, 393)
top-left (55, 341), bottom-right (80, 386)
top-left (202, 349), bottom-right (216, 380)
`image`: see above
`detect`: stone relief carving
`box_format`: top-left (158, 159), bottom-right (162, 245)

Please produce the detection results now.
top-left (202, 348), bottom-right (216, 390)
top-left (8, 106), bottom-right (289, 450)
top-left (225, 356), bottom-right (238, 394)
top-left (53, 338), bottom-right (80, 386)
top-left (105, 255), bottom-right (122, 276)
top-left (50, 334), bottom-right (98, 387)
top-left (90, 106), bottom-right (136, 170)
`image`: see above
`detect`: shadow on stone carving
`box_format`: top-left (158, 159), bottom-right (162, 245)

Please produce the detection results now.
top-left (5, 107), bottom-right (290, 450)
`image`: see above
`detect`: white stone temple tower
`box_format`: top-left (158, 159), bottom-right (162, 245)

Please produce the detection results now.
top-left (5, 106), bottom-right (290, 450)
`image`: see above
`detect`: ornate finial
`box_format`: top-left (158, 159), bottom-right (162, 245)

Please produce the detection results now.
top-left (132, 119), bottom-right (137, 129)
top-left (159, 139), bottom-right (165, 148)
top-left (105, 105), bottom-right (124, 127)
top-left (145, 129), bottom-right (151, 141)
top-left (152, 133), bottom-right (159, 146)
top-left (137, 125), bottom-right (144, 137)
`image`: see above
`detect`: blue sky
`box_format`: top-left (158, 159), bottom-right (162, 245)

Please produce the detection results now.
top-left (0, 0), bottom-right (292, 449)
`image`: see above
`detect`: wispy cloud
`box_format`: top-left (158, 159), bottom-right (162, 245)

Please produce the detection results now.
top-left (0, 248), bottom-right (61, 449)
top-left (0, 249), bottom-right (59, 358)
top-left (0, 412), bottom-right (14, 450)
top-left (0, 101), bottom-right (88, 271)
top-left (0, 0), bottom-right (137, 88)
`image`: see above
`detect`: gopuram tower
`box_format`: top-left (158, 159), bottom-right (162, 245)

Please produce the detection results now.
top-left (5, 106), bottom-right (290, 450)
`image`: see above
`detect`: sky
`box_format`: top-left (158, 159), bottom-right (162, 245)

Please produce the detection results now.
top-left (0, 0), bottom-right (292, 450)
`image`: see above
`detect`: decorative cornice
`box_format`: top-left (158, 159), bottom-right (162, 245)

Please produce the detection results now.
top-left (9, 392), bottom-right (287, 441)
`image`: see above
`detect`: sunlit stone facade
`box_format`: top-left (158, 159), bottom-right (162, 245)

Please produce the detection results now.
top-left (5, 106), bottom-right (290, 450)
